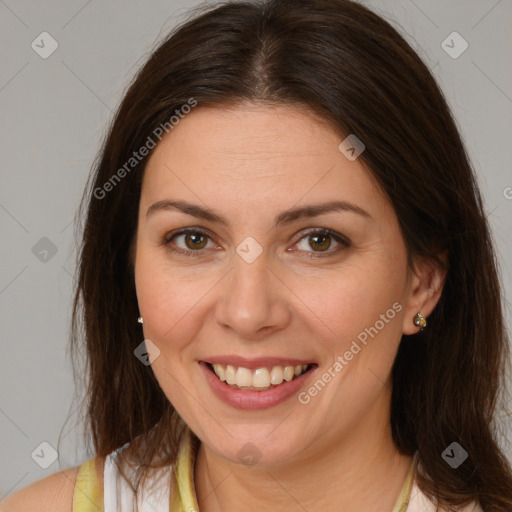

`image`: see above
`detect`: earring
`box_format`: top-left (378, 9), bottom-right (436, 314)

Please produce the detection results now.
top-left (413, 313), bottom-right (427, 331)
top-left (138, 316), bottom-right (144, 324)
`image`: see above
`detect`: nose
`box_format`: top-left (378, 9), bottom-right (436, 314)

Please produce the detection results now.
top-left (214, 251), bottom-right (292, 340)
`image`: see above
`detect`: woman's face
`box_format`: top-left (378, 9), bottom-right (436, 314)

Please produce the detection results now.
top-left (134, 103), bottom-right (433, 466)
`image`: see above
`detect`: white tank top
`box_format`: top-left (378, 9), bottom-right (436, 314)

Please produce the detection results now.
top-left (99, 433), bottom-right (483, 512)
top-left (103, 451), bottom-right (173, 511)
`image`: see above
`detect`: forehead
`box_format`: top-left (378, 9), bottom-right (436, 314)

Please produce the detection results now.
top-left (140, 104), bottom-right (386, 220)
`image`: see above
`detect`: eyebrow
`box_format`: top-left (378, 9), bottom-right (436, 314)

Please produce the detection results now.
top-left (146, 199), bottom-right (371, 227)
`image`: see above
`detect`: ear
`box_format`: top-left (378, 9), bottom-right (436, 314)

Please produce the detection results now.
top-left (401, 251), bottom-right (448, 335)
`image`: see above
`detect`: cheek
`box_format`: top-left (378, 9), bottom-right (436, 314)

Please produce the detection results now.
top-left (295, 260), bottom-right (407, 417)
top-left (287, 255), bottom-right (407, 351)
top-left (134, 246), bottom-right (218, 351)
top-left (135, 246), bottom-right (180, 343)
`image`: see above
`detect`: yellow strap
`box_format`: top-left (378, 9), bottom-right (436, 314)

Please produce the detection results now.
top-left (172, 428), bottom-right (199, 512)
top-left (391, 453), bottom-right (417, 512)
top-left (172, 430), bottom-right (416, 512)
top-left (71, 438), bottom-right (414, 511)
top-left (72, 457), bottom-right (104, 512)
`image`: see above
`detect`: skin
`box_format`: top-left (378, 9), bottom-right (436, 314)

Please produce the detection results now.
top-left (134, 103), bottom-right (446, 512)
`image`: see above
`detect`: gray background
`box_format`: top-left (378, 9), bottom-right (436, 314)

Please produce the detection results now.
top-left (1, 0), bottom-right (511, 497)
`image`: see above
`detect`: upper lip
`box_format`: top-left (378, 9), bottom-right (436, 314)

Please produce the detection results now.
top-left (202, 355), bottom-right (315, 370)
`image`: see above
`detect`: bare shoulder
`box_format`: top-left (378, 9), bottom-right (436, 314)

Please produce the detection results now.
top-left (0, 457), bottom-right (105, 512)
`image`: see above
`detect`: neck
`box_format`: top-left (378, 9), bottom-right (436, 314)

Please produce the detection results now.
top-left (193, 398), bottom-right (413, 511)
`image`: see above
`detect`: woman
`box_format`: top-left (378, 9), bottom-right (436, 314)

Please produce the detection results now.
top-left (3, 0), bottom-right (512, 510)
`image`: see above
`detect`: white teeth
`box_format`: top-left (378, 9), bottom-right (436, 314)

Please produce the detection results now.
top-left (213, 364), bottom-right (225, 381)
top-left (283, 366), bottom-right (294, 382)
top-left (225, 365), bottom-right (236, 385)
top-left (210, 363), bottom-right (311, 390)
top-left (252, 368), bottom-right (270, 388)
top-left (236, 367), bottom-right (253, 387)
top-left (270, 366), bottom-right (284, 385)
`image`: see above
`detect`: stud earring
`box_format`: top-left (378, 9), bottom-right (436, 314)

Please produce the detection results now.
top-left (138, 316), bottom-right (144, 324)
top-left (413, 313), bottom-right (427, 331)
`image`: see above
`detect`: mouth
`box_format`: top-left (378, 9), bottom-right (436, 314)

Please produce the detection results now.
top-left (204, 361), bottom-right (316, 391)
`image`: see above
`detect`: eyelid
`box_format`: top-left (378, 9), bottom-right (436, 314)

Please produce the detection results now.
top-left (163, 226), bottom-right (213, 245)
top-left (163, 226), bottom-right (351, 257)
top-left (163, 227), bottom-right (218, 257)
top-left (293, 227), bottom-right (351, 246)
top-left (289, 227), bottom-right (351, 257)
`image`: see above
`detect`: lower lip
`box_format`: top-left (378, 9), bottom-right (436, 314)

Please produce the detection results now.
top-left (199, 361), bottom-right (316, 410)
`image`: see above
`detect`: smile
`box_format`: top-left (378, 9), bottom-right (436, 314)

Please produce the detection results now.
top-left (199, 356), bottom-right (318, 409)
top-left (206, 362), bottom-right (313, 391)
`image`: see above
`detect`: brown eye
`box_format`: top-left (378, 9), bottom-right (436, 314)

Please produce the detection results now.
top-left (308, 233), bottom-right (332, 252)
top-left (183, 232), bottom-right (208, 250)
top-left (294, 229), bottom-right (351, 257)
top-left (164, 228), bottom-right (214, 257)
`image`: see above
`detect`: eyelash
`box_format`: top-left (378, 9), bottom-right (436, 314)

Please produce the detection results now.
top-left (163, 227), bottom-right (351, 259)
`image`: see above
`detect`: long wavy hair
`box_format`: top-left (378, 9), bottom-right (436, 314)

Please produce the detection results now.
top-left (66, 0), bottom-right (512, 509)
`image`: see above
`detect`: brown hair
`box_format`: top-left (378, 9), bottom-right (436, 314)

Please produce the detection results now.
top-left (67, 0), bottom-right (512, 509)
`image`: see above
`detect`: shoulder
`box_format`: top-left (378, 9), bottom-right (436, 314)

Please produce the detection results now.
top-left (0, 457), bottom-right (105, 512)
